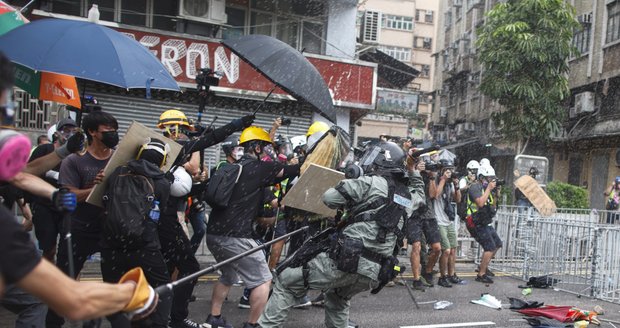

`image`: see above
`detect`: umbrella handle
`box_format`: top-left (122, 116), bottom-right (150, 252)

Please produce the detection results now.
top-left (253, 85), bottom-right (278, 116)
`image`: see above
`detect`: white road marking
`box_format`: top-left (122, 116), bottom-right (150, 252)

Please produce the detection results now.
top-left (401, 321), bottom-right (496, 328)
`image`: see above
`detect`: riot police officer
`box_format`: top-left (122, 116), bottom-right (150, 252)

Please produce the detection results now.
top-left (259, 141), bottom-right (426, 328)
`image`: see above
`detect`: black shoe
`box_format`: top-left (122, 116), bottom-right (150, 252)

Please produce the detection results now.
top-left (475, 266), bottom-right (495, 277)
top-left (169, 318), bottom-right (204, 328)
top-left (411, 279), bottom-right (425, 291)
top-left (189, 294), bottom-right (197, 302)
top-left (238, 295), bottom-right (250, 309)
top-left (204, 314), bottom-right (233, 328)
top-left (242, 323), bottom-right (262, 328)
top-left (421, 272), bottom-right (434, 287)
top-left (437, 277), bottom-right (453, 288)
top-left (475, 274), bottom-right (494, 284)
top-left (448, 274), bottom-right (463, 284)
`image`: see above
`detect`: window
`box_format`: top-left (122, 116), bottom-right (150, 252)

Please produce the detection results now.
top-left (420, 64), bottom-right (430, 77)
top-left (223, 7), bottom-right (246, 40)
top-left (302, 21), bottom-right (324, 54)
top-left (379, 46), bottom-right (412, 62)
top-left (362, 11), bottom-right (381, 42)
top-left (384, 14), bottom-right (414, 31)
top-left (425, 10), bottom-right (434, 23)
top-left (121, 0), bottom-right (147, 27)
top-left (607, 1), bottom-right (620, 43)
top-left (250, 11), bottom-right (273, 36)
top-left (153, 1), bottom-right (178, 31)
top-left (414, 37), bottom-right (432, 50)
top-left (572, 23), bottom-right (591, 55)
top-left (415, 10), bottom-right (434, 23)
top-left (444, 11), bottom-right (452, 29)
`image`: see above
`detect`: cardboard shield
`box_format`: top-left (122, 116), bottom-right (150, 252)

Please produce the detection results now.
top-left (282, 163), bottom-right (344, 217)
top-left (86, 121), bottom-right (182, 207)
top-left (514, 175), bottom-right (556, 217)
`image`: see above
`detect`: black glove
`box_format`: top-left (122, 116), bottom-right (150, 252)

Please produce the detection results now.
top-left (231, 115), bottom-right (255, 131)
top-left (55, 132), bottom-right (85, 159)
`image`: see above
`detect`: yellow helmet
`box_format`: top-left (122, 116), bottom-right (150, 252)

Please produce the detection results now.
top-left (157, 109), bottom-right (191, 129)
top-left (240, 126), bottom-right (272, 145)
top-left (306, 121), bottom-right (330, 137)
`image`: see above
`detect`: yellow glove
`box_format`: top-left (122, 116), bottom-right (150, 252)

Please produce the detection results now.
top-left (119, 267), bottom-right (158, 320)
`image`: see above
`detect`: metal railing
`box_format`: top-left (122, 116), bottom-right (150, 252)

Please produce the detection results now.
top-left (459, 205), bottom-right (620, 304)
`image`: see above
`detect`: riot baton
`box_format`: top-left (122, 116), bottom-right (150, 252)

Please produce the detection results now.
top-left (155, 226), bottom-right (309, 296)
top-left (401, 270), bottom-right (420, 309)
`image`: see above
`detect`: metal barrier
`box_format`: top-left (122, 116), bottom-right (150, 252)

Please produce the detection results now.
top-left (459, 205), bottom-right (620, 304)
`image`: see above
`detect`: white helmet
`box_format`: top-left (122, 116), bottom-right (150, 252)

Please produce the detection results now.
top-left (478, 165), bottom-right (496, 179)
top-left (170, 167), bottom-right (192, 197)
top-left (480, 158), bottom-right (491, 168)
top-left (466, 160), bottom-right (480, 170)
top-left (47, 124), bottom-right (57, 143)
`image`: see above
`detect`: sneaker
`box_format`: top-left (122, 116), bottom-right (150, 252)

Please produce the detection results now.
top-left (421, 272), bottom-right (434, 287)
top-left (238, 295), bottom-right (250, 309)
top-left (448, 275), bottom-right (463, 284)
top-left (204, 314), bottom-right (233, 328)
top-left (170, 318), bottom-right (206, 328)
top-left (437, 277), bottom-right (453, 288)
top-left (292, 295), bottom-right (312, 309)
top-left (385, 280), bottom-right (396, 287)
top-left (348, 319), bottom-right (359, 328)
top-left (475, 274), bottom-right (494, 284)
top-left (242, 323), bottom-right (261, 328)
top-left (311, 293), bottom-right (325, 306)
top-left (475, 266), bottom-right (495, 277)
top-left (411, 279), bottom-right (425, 291)
top-left (399, 248), bottom-right (408, 256)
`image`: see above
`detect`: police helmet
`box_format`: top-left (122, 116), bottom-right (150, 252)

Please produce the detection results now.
top-left (221, 135), bottom-right (239, 156)
top-left (439, 159), bottom-right (454, 169)
top-left (358, 141), bottom-right (406, 173)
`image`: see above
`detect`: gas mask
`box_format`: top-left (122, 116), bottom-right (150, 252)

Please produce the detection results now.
top-left (232, 147), bottom-right (244, 161)
top-left (0, 129), bottom-right (31, 181)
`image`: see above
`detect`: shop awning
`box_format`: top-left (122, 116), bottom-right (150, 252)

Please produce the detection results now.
top-left (359, 49), bottom-right (419, 89)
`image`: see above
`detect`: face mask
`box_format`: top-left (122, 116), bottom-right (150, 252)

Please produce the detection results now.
top-left (233, 148), bottom-right (244, 161)
top-left (101, 131), bottom-right (119, 148)
top-left (0, 130), bottom-right (31, 181)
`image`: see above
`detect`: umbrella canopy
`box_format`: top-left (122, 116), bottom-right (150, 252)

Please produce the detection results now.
top-left (0, 1), bottom-right (28, 35)
top-left (518, 306), bottom-right (575, 323)
top-left (222, 35), bottom-right (335, 123)
top-left (13, 63), bottom-right (81, 108)
top-left (0, 18), bottom-right (179, 91)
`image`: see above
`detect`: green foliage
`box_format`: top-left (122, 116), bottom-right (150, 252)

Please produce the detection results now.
top-left (476, 0), bottom-right (580, 143)
top-left (546, 181), bottom-right (589, 209)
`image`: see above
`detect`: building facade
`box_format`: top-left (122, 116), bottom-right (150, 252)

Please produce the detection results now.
top-left (7, 0), bottom-right (376, 169)
top-left (431, 0), bottom-right (620, 209)
top-left (355, 0), bottom-right (439, 144)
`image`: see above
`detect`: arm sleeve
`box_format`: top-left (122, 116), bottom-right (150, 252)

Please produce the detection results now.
top-left (28, 144), bottom-right (54, 162)
top-left (0, 206), bottom-right (41, 284)
top-left (182, 121), bottom-right (238, 154)
top-left (322, 177), bottom-right (372, 209)
top-left (58, 155), bottom-right (80, 188)
top-left (408, 171), bottom-right (427, 215)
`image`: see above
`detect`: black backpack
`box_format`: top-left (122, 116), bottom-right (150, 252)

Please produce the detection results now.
top-left (457, 193), bottom-right (469, 220)
top-left (102, 166), bottom-right (155, 249)
top-left (204, 160), bottom-right (245, 209)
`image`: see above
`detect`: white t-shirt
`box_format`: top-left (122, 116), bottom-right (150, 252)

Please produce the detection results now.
top-left (434, 182), bottom-right (454, 226)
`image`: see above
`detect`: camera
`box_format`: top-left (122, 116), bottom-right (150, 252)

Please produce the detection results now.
top-left (494, 179), bottom-right (505, 186)
top-left (424, 160), bottom-right (441, 171)
top-left (279, 116), bottom-right (292, 126)
top-left (195, 68), bottom-right (220, 92)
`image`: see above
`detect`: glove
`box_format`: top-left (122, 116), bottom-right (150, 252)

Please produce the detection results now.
top-left (51, 187), bottom-right (77, 212)
top-left (54, 132), bottom-right (85, 159)
top-left (231, 115), bottom-right (255, 131)
top-left (119, 267), bottom-right (158, 321)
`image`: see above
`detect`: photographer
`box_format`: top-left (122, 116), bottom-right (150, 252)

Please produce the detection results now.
top-left (466, 165), bottom-right (502, 284)
top-left (430, 160), bottom-right (462, 287)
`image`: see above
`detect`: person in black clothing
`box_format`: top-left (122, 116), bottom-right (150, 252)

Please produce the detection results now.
top-left (28, 118), bottom-right (78, 262)
top-left (100, 138), bottom-right (173, 328)
top-left (204, 126), bottom-right (301, 328)
top-left (156, 109), bottom-right (255, 328)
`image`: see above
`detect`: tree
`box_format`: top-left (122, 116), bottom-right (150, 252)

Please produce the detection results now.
top-left (476, 0), bottom-right (580, 154)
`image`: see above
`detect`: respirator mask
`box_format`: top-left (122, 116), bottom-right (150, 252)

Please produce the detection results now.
top-left (0, 129), bottom-right (31, 181)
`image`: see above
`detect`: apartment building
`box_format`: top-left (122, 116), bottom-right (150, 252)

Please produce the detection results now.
top-left (432, 0), bottom-right (620, 209)
top-left (356, 0), bottom-right (439, 144)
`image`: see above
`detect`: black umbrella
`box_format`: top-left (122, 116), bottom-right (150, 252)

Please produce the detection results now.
top-left (221, 35), bottom-right (336, 123)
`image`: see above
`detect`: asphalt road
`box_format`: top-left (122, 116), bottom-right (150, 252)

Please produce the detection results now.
top-left (3, 266), bottom-right (620, 328)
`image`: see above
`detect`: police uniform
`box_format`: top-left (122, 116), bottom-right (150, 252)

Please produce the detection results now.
top-left (259, 172), bottom-right (425, 328)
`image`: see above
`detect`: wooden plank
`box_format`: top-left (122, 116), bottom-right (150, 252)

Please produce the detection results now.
top-left (86, 121), bottom-right (182, 207)
top-left (513, 175), bottom-right (556, 217)
top-left (282, 163), bottom-right (344, 217)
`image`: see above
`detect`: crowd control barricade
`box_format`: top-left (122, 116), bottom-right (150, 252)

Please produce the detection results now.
top-left (459, 205), bottom-right (620, 304)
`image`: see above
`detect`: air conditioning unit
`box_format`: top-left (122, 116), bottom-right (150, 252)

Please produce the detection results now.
top-left (569, 107), bottom-right (576, 119)
top-left (456, 124), bottom-right (465, 136)
top-left (179, 0), bottom-right (227, 25)
top-left (440, 106), bottom-right (447, 118)
top-left (574, 91), bottom-right (595, 115)
top-left (577, 13), bottom-right (593, 25)
top-left (467, 74), bottom-right (478, 84)
top-left (436, 131), bottom-right (448, 141)
top-left (361, 11), bottom-right (382, 43)
top-left (453, 0), bottom-right (463, 7)
top-left (464, 122), bottom-right (475, 131)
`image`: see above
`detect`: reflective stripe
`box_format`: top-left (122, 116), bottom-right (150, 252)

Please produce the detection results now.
top-left (466, 188), bottom-right (494, 215)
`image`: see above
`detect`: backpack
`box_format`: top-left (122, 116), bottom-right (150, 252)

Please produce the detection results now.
top-left (204, 160), bottom-right (245, 209)
top-left (102, 166), bottom-right (155, 249)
